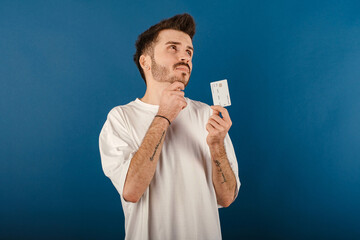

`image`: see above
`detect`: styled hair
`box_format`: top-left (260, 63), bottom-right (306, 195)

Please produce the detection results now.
top-left (133, 13), bottom-right (196, 84)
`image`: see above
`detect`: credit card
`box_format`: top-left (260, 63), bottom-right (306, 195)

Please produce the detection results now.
top-left (210, 79), bottom-right (231, 107)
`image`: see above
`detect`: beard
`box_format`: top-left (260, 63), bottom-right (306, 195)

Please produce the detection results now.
top-left (151, 55), bottom-right (190, 87)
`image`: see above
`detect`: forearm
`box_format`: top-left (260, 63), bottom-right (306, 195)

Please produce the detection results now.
top-left (210, 143), bottom-right (237, 207)
top-left (123, 117), bottom-right (169, 202)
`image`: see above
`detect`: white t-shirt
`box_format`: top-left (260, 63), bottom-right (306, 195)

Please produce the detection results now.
top-left (99, 98), bottom-right (240, 240)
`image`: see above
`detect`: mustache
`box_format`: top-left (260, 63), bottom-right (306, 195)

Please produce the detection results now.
top-left (173, 62), bottom-right (190, 72)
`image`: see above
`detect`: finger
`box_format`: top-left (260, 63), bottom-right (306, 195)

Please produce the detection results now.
top-left (208, 119), bottom-right (225, 131)
top-left (173, 95), bottom-right (186, 102)
top-left (170, 91), bottom-right (185, 97)
top-left (211, 105), bottom-right (225, 115)
top-left (181, 101), bottom-right (187, 109)
top-left (212, 109), bottom-right (220, 116)
top-left (210, 106), bottom-right (220, 115)
top-left (167, 81), bottom-right (185, 91)
top-left (211, 105), bottom-right (231, 124)
top-left (174, 96), bottom-right (187, 108)
top-left (210, 114), bottom-right (227, 127)
top-left (211, 105), bottom-right (223, 111)
top-left (206, 123), bottom-right (216, 132)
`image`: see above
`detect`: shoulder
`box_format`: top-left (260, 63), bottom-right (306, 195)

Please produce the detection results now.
top-left (100, 101), bottom-right (137, 138)
top-left (106, 101), bottom-right (137, 120)
top-left (100, 101), bottom-right (138, 135)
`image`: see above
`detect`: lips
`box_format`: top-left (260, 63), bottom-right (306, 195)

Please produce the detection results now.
top-left (174, 63), bottom-right (190, 73)
top-left (175, 66), bottom-right (190, 73)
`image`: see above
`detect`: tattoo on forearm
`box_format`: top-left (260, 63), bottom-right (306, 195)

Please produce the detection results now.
top-left (150, 131), bottom-right (165, 161)
top-left (214, 160), bottom-right (227, 184)
top-left (221, 173), bottom-right (227, 183)
top-left (215, 160), bottom-right (221, 167)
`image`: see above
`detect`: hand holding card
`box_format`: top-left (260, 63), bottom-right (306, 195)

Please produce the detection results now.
top-left (210, 79), bottom-right (231, 107)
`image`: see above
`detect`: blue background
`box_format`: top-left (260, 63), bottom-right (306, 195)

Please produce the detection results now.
top-left (1, 0), bottom-right (360, 239)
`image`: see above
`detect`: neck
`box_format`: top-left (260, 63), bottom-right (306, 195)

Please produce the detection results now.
top-left (140, 80), bottom-right (172, 105)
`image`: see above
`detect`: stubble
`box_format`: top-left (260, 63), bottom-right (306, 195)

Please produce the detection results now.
top-left (151, 55), bottom-right (189, 86)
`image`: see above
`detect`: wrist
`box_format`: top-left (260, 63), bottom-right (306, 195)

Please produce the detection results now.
top-left (155, 114), bottom-right (171, 125)
top-left (207, 138), bottom-right (224, 147)
top-left (208, 141), bottom-right (224, 149)
top-left (208, 142), bottom-right (226, 157)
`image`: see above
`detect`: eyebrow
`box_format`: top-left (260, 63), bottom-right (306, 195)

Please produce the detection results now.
top-left (165, 41), bottom-right (194, 51)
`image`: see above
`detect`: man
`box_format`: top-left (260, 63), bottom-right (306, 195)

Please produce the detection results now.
top-left (99, 13), bottom-right (240, 240)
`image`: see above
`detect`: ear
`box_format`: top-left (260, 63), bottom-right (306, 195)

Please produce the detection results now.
top-left (139, 54), bottom-right (151, 71)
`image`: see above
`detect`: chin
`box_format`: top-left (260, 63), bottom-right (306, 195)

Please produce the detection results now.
top-left (170, 77), bottom-right (189, 87)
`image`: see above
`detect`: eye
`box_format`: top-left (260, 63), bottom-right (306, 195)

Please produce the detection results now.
top-left (186, 50), bottom-right (192, 56)
top-left (169, 45), bottom-right (177, 51)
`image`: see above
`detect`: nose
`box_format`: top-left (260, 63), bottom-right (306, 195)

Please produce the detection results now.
top-left (179, 50), bottom-right (191, 63)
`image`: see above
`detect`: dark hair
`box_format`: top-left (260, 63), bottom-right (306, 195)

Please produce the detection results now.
top-left (133, 13), bottom-right (196, 84)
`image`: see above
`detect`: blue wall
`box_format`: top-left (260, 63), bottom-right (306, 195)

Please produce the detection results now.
top-left (1, 0), bottom-right (360, 239)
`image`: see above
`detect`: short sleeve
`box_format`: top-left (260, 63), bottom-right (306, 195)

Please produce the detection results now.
top-left (99, 108), bottom-right (136, 207)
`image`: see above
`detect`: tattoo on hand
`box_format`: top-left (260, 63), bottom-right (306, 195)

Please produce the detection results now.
top-left (214, 160), bottom-right (227, 184)
top-left (150, 131), bottom-right (165, 161)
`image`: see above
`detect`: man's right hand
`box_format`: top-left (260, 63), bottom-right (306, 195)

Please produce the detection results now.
top-left (157, 82), bottom-right (187, 123)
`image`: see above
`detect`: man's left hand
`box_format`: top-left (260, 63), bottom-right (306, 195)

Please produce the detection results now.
top-left (206, 105), bottom-right (232, 146)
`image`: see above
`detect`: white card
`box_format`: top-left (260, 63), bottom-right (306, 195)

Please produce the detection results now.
top-left (210, 79), bottom-right (231, 107)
